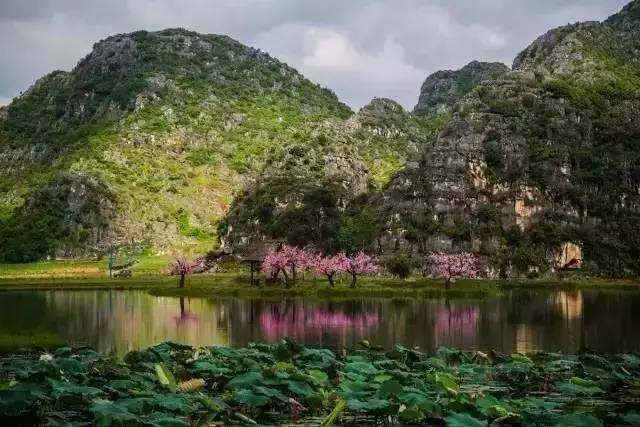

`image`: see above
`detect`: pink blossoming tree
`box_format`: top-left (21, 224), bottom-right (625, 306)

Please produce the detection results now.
top-left (169, 254), bottom-right (203, 288)
top-left (282, 245), bottom-right (316, 284)
top-left (262, 249), bottom-right (289, 284)
top-left (262, 244), bottom-right (315, 287)
top-left (312, 253), bottom-right (348, 287)
top-left (344, 252), bottom-right (379, 288)
top-left (425, 252), bottom-right (478, 289)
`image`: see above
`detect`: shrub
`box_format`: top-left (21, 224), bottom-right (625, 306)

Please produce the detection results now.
top-left (386, 253), bottom-right (413, 279)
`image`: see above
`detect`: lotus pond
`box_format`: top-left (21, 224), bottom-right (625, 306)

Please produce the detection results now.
top-left (1, 340), bottom-right (640, 426)
top-left (2, 289), bottom-right (640, 425)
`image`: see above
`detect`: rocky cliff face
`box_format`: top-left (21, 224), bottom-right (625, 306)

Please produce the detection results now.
top-left (378, 0), bottom-right (640, 277)
top-left (2, 173), bottom-right (116, 261)
top-left (413, 61), bottom-right (509, 116)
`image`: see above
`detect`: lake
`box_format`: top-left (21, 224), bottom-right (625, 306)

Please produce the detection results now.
top-left (1, 289), bottom-right (639, 355)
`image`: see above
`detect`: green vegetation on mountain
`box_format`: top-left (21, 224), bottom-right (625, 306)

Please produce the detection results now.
top-left (413, 61), bottom-right (509, 115)
top-left (223, 98), bottom-right (447, 254)
top-left (0, 28), bottom-right (351, 261)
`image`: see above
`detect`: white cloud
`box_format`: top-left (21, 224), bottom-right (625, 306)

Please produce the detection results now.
top-left (303, 30), bottom-right (360, 69)
top-left (299, 29), bottom-right (424, 108)
top-left (0, 0), bottom-right (630, 110)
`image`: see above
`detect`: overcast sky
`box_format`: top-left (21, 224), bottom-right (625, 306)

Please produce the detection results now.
top-left (0, 0), bottom-right (629, 109)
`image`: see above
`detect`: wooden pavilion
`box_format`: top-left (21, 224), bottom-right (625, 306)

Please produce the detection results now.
top-left (239, 240), bottom-right (282, 286)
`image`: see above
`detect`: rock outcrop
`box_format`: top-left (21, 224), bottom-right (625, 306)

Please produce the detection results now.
top-left (378, 0), bottom-right (640, 277)
top-left (413, 61), bottom-right (509, 116)
top-left (556, 242), bottom-right (583, 270)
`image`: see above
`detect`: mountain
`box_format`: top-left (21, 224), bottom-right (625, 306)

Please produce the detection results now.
top-left (3, 1), bottom-right (640, 278)
top-left (222, 98), bottom-right (445, 254)
top-left (225, 0), bottom-right (640, 277)
top-left (0, 28), bottom-right (351, 261)
top-left (377, 0), bottom-right (640, 277)
top-left (413, 61), bottom-right (509, 116)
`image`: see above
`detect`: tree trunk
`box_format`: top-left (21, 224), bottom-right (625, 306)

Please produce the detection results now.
top-left (445, 277), bottom-right (451, 290)
top-left (179, 273), bottom-right (186, 288)
top-left (291, 265), bottom-right (297, 286)
top-left (350, 272), bottom-right (357, 289)
top-left (327, 274), bottom-right (335, 288)
top-left (282, 270), bottom-right (290, 288)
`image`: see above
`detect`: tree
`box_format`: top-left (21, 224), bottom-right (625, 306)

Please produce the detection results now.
top-left (169, 255), bottom-right (202, 288)
top-left (344, 252), bottom-right (379, 288)
top-left (279, 245), bottom-right (308, 285)
top-left (312, 253), bottom-right (348, 287)
top-left (425, 252), bottom-right (478, 289)
top-left (262, 249), bottom-right (290, 284)
top-left (386, 253), bottom-right (413, 279)
top-left (262, 245), bottom-right (315, 287)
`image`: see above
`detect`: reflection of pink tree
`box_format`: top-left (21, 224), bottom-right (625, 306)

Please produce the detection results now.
top-left (173, 298), bottom-right (199, 326)
top-left (312, 253), bottom-right (348, 287)
top-left (259, 305), bottom-right (379, 341)
top-left (435, 305), bottom-right (480, 343)
top-left (344, 252), bottom-right (379, 288)
top-left (425, 252), bottom-right (478, 289)
top-left (169, 255), bottom-right (203, 288)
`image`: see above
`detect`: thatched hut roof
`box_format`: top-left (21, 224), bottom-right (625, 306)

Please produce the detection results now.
top-left (239, 240), bottom-right (282, 263)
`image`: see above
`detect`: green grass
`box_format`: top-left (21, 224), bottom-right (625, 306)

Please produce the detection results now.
top-left (0, 255), bottom-right (169, 279)
top-left (149, 276), bottom-right (503, 300)
top-left (2, 262), bottom-right (640, 300)
top-left (2, 257), bottom-right (640, 298)
top-left (0, 272), bottom-right (498, 298)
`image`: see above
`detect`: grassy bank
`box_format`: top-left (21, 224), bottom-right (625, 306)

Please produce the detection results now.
top-left (148, 276), bottom-right (503, 299)
top-left (0, 255), bottom-right (169, 279)
top-left (1, 258), bottom-right (640, 298)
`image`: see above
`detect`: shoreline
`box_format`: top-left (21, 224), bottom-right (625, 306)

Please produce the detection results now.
top-left (1, 273), bottom-right (639, 299)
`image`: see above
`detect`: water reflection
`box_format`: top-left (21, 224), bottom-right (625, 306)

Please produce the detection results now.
top-left (434, 305), bottom-right (480, 346)
top-left (0, 289), bottom-right (639, 355)
top-left (259, 303), bottom-right (379, 342)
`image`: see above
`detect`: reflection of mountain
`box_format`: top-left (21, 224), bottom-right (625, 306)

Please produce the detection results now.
top-left (0, 292), bottom-right (50, 331)
top-left (515, 324), bottom-right (534, 354)
top-left (43, 291), bottom-right (229, 354)
top-left (552, 291), bottom-right (583, 320)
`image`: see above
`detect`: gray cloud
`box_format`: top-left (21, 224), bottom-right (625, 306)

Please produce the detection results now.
top-left (0, 0), bottom-right (629, 109)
